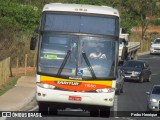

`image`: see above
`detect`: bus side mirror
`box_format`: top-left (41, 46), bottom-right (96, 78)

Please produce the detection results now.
top-left (30, 36), bottom-right (37, 50)
top-left (30, 29), bottom-right (38, 50)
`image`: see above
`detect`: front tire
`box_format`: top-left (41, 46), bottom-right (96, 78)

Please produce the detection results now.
top-left (147, 74), bottom-right (151, 82)
top-left (49, 107), bottom-right (58, 115)
top-left (100, 107), bottom-right (110, 117)
top-left (120, 85), bottom-right (124, 93)
top-left (116, 88), bottom-right (121, 95)
top-left (39, 102), bottom-right (48, 115)
top-left (90, 110), bottom-right (99, 117)
top-left (139, 76), bottom-right (144, 83)
top-left (150, 52), bottom-right (153, 55)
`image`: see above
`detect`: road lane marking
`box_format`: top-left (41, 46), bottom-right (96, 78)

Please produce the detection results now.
top-left (114, 95), bottom-right (118, 117)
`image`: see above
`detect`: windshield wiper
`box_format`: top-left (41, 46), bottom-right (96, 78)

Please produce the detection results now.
top-left (57, 50), bottom-right (71, 76)
top-left (82, 52), bottom-right (96, 79)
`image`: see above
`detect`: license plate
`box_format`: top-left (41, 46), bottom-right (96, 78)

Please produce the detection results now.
top-left (68, 96), bottom-right (82, 101)
top-left (125, 75), bottom-right (131, 78)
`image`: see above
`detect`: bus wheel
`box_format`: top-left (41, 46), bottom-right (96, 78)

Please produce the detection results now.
top-left (38, 102), bottom-right (48, 115)
top-left (90, 110), bottom-right (99, 117)
top-left (139, 76), bottom-right (144, 83)
top-left (116, 89), bottom-right (121, 95)
top-left (100, 107), bottom-right (110, 117)
top-left (147, 74), bottom-right (151, 82)
top-left (49, 107), bottom-right (58, 115)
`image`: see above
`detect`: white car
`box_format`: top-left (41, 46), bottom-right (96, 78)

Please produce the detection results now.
top-left (146, 85), bottom-right (160, 111)
top-left (150, 38), bottom-right (160, 54)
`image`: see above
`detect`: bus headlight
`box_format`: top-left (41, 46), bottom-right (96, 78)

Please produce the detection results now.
top-left (96, 88), bottom-right (115, 93)
top-left (37, 83), bottom-right (55, 89)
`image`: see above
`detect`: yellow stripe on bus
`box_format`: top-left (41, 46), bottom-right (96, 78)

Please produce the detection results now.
top-left (40, 75), bottom-right (112, 86)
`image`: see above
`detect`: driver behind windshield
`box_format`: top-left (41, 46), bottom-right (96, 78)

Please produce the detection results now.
top-left (89, 46), bottom-right (107, 60)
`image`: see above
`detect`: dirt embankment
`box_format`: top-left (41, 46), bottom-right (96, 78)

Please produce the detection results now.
top-left (133, 26), bottom-right (160, 34)
top-left (147, 26), bottom-right (160, 33)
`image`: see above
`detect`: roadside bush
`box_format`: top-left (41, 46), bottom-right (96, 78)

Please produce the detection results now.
top-left (151, 19), bottom-right (160, 26)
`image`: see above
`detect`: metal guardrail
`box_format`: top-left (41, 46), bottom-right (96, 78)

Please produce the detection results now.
top-left (128, 42), bottom-right (140, 52)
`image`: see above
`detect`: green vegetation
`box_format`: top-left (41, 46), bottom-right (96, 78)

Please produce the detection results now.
top-left (0, 77), bottom-right (19, 96)
top-left (0, 0), bottom-right (159, 62)
top-left (151, 20), bottom-right (160, 26)
top-left (0, 0), bottom-right (40, 34)
top-left (0, 0), bottom-right (159, 92)
top-left (0, 0), bottom-right (40, 65)
top-left (0, 0), bottom-right (159, 39)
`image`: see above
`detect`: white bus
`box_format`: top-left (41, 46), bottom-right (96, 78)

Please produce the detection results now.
top-left (30, 3), bottom-right (120, 117)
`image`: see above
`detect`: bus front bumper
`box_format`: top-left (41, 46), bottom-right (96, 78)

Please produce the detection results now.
top-left (36, 86), bottom-right (115, 108)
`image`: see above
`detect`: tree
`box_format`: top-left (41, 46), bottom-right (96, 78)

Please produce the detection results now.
top-left (120, 0), bottom-right (159, 40)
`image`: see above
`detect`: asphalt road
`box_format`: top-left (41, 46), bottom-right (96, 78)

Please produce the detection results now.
top-left (117, 54), bottom-right (160, 119)
top-left (4, 54), bottom-right (160, 120)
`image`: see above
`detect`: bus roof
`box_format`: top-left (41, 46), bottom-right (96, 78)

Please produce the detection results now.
top-left (42, 3), bottom-right (119, 17)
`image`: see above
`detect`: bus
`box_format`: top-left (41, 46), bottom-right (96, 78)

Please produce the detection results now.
top-left (30, 3), bottom-right (120, 117)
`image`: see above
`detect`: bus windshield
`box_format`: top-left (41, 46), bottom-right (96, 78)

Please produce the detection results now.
top-left (38, 33), bottom-right (117, 79)
top-left (42, 13), bottom-right (118, 36)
